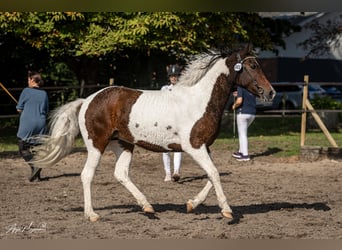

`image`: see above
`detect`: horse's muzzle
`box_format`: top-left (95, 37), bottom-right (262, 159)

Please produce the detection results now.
top-left (263, 88), bottom-right (276, 102)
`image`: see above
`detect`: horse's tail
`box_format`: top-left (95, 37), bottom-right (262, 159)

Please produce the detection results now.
top-left (31, 98), bottom-right (85, 168)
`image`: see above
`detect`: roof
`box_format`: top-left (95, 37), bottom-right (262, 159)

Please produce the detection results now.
top-left (258, 12), bottom-right (342, 60)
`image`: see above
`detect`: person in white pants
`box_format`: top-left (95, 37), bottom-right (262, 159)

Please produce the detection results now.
top-left (231, 86), bottom-right (256, 161)
top-left (161, 64), bottom-right (183, 181)
top-left (162, 151), bottom-right (182, 182)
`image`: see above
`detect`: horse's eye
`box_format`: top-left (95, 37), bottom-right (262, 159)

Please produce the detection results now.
top-left (250, 63), bottom-right (257, 70)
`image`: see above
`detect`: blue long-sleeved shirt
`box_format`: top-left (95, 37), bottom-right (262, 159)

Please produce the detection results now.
top-left (16, 87), bottom-right (49, 140)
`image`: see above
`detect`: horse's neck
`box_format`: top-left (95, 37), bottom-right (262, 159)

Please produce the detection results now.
top-left (195, 58), bottom-right (228, 88)
top-left (189, 58), bottom-right (232, 111)
top-left (176, 59), bottom-right (231, 122)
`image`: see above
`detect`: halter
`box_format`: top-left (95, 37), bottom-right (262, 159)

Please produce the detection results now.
top-left (234, 54), bottom-right (264, 95)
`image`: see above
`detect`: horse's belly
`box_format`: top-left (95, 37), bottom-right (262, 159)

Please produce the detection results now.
top-left (127, 112), bottom-right (183, 151)
top-left (135, 140), bottom-right (179, 152)
top-left (128, 122), bottom-right (181, 150)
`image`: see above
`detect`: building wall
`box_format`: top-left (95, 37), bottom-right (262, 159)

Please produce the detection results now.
top-left (259, 12), bottom-right (342, 83)
top-left (260, 58), bottom-right (342, 82)
top-left (259, 12), bottom-right (342, 60)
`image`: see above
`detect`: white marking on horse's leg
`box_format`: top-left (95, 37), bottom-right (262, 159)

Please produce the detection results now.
top-left (113, 148), bottom-right (154, 213)
top-left (81, 148), bottom-right (102, 222)
top-left (187, 180), bottom-right (212, 212)
top-left (187, 145), bottom-right (233, 218)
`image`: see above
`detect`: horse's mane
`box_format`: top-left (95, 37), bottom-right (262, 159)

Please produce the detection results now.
top-left (177, 48), bottom-right (239, 87)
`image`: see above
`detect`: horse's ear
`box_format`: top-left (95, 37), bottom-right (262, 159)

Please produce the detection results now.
top-left (246, 42), bottom-right (253, 53)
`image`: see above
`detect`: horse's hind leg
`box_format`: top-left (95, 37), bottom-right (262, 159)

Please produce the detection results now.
top-left (111, 141), bottom-right (154, 214)
top-left (81, 148), bottom-right (102, 222)
top-left (186, 145), bottom-right (233, 219)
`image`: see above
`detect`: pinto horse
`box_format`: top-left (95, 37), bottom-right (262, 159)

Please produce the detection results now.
top-left (32, 44), bottom-right (275, 222)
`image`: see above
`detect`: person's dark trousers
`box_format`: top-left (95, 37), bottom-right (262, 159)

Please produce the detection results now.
top-left (18, 138), bottom-right (42, 182)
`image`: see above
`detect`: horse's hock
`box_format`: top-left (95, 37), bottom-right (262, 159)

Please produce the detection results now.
top-left (300, 146), bottom-right (342, 161)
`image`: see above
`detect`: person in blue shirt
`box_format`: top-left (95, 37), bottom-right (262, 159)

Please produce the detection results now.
top-left (231, 86), bottom-right (256, 161)
top-left (16, 71), bottom-right (49, 182)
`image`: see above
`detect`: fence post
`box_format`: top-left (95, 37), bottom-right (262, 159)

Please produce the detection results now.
top-left (300, 75), bottom-right (309, 147)
top-left (305, 100), bottom-right (338, 147)
top-left (300, 75), bottom-right (338, 149)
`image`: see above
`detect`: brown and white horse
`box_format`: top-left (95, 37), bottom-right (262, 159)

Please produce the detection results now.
top-left (32, 44), bottom-right (275, 222)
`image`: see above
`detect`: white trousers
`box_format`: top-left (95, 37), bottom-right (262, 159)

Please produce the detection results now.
top-left (162, 152), bottom-right (182, 175)
top-left (237, 113), bottom-right (255, 156)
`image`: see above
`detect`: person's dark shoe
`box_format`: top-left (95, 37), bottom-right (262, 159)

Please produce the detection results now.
top-left (236, 155), bottom-right (250, 162)
top-left (29, 167), bottom-right (42, 182)
top-left (232, 152), bottom-right (242, 158)
top-left (172, 173), bottom-right (180, 182)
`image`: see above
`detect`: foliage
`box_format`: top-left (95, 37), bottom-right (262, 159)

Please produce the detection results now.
top-left (310, 96), bottom-right (342, 122)
top-left (0, 12), bottom-right (299, 89)
top-left (0, 117), bottom-right (18, 129)
top-left (260, 15), bottom-right (302, 54)
top-left (298, 13), bottom-right (342, 58)
top-left (0, 12), bottom-right (297, 58)
top-left (310, 96), bottom-right (342, 109)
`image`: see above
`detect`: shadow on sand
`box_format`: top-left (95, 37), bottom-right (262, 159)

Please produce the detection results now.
top-left (67, 201), bottom-right (330, 223)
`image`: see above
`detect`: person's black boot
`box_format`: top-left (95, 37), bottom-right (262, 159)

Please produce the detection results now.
top-left (29, 166), bottom-right (42, 182)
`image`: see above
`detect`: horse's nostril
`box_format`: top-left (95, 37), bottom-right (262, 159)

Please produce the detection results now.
top-left (270, 90), bottom-right (276, 99)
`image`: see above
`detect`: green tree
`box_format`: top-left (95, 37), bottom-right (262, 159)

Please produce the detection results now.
top-left (0, 12), bottom-right (297, 89)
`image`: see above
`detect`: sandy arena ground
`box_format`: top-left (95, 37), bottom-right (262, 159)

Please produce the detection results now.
top-left (0, 145), bottom-right (341, 239)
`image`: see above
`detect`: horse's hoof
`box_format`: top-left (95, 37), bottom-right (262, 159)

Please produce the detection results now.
top-left (186, 201), bottom-right (194, 213)
top-left (221, 211), bottom-right (233, 219)
top-left (143, 205), bottom-right (155, 214)
top-left (89, 215), bottom-right (100, 222)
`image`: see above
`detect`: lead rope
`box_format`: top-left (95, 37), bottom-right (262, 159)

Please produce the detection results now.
top-left (233, 95), bottom-right (236, 142)
top-left (233, 54), bottom-right (240, 142)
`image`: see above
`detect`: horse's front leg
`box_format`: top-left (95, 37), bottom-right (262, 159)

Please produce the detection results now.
top-left (113, 143), bottom-right (154, 214)
top-left (186, 145), bottom-right (233, 219)
top-left (186, 180), bottom-right (212, 212)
